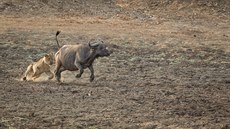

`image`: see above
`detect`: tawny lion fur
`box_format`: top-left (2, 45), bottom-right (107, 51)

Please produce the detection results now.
top-left (22, 53), bottom-right (54, 81)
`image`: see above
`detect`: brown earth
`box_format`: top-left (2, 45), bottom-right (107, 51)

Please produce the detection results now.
top-left (0, 0), bottom-right (230, 129)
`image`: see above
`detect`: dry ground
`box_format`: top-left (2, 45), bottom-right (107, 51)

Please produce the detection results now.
top-left (0, 1), bottom-right (230, 129)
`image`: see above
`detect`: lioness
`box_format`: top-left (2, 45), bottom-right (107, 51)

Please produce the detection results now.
top-left (22, 53), bottom-right (54, 81)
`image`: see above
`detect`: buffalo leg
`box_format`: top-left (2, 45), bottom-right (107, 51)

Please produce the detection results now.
top-left (74, 61), bottom-right (84, 78)
top-left (88, 65), bottom-right (94, 82)
top-left (54, 60), bottom-right (62, 82)
top-left (55, 67), bottom-right (65, 82)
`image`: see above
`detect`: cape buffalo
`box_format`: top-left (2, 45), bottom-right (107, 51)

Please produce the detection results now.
top-left (54, 31), bottom-right (111, 82)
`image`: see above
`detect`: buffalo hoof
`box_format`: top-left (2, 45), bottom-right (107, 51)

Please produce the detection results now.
top-left (75, 74), bottom-right (82, 78)
top-left (90, 76), bottom-right (94, 82)
top-left (55, 75), bottom-right (61, 82)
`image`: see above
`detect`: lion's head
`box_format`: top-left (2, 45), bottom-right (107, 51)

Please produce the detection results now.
top-left (43, 53), bottom-right (54, 65)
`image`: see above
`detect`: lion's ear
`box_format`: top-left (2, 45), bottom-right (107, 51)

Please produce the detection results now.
top-left (45, 54), bottom-right (49, 58)
top-left (49, 51), bottom-right (54, 55)
top-left (49, 52), bottom-right (54, 57)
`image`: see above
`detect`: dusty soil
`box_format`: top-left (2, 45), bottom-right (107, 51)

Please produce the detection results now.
top-left (0, 0), bottom-right (230, 129)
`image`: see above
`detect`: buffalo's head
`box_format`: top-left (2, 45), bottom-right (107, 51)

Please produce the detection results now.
top-left (89, 41), bottom-right (111, 57)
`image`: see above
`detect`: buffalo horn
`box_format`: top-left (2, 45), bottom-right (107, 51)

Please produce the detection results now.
top-left (89, 42), bottom-right (100, 48)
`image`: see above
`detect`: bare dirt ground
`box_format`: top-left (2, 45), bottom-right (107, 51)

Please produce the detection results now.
top-left (0, 0), bottom-right (230, 129)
